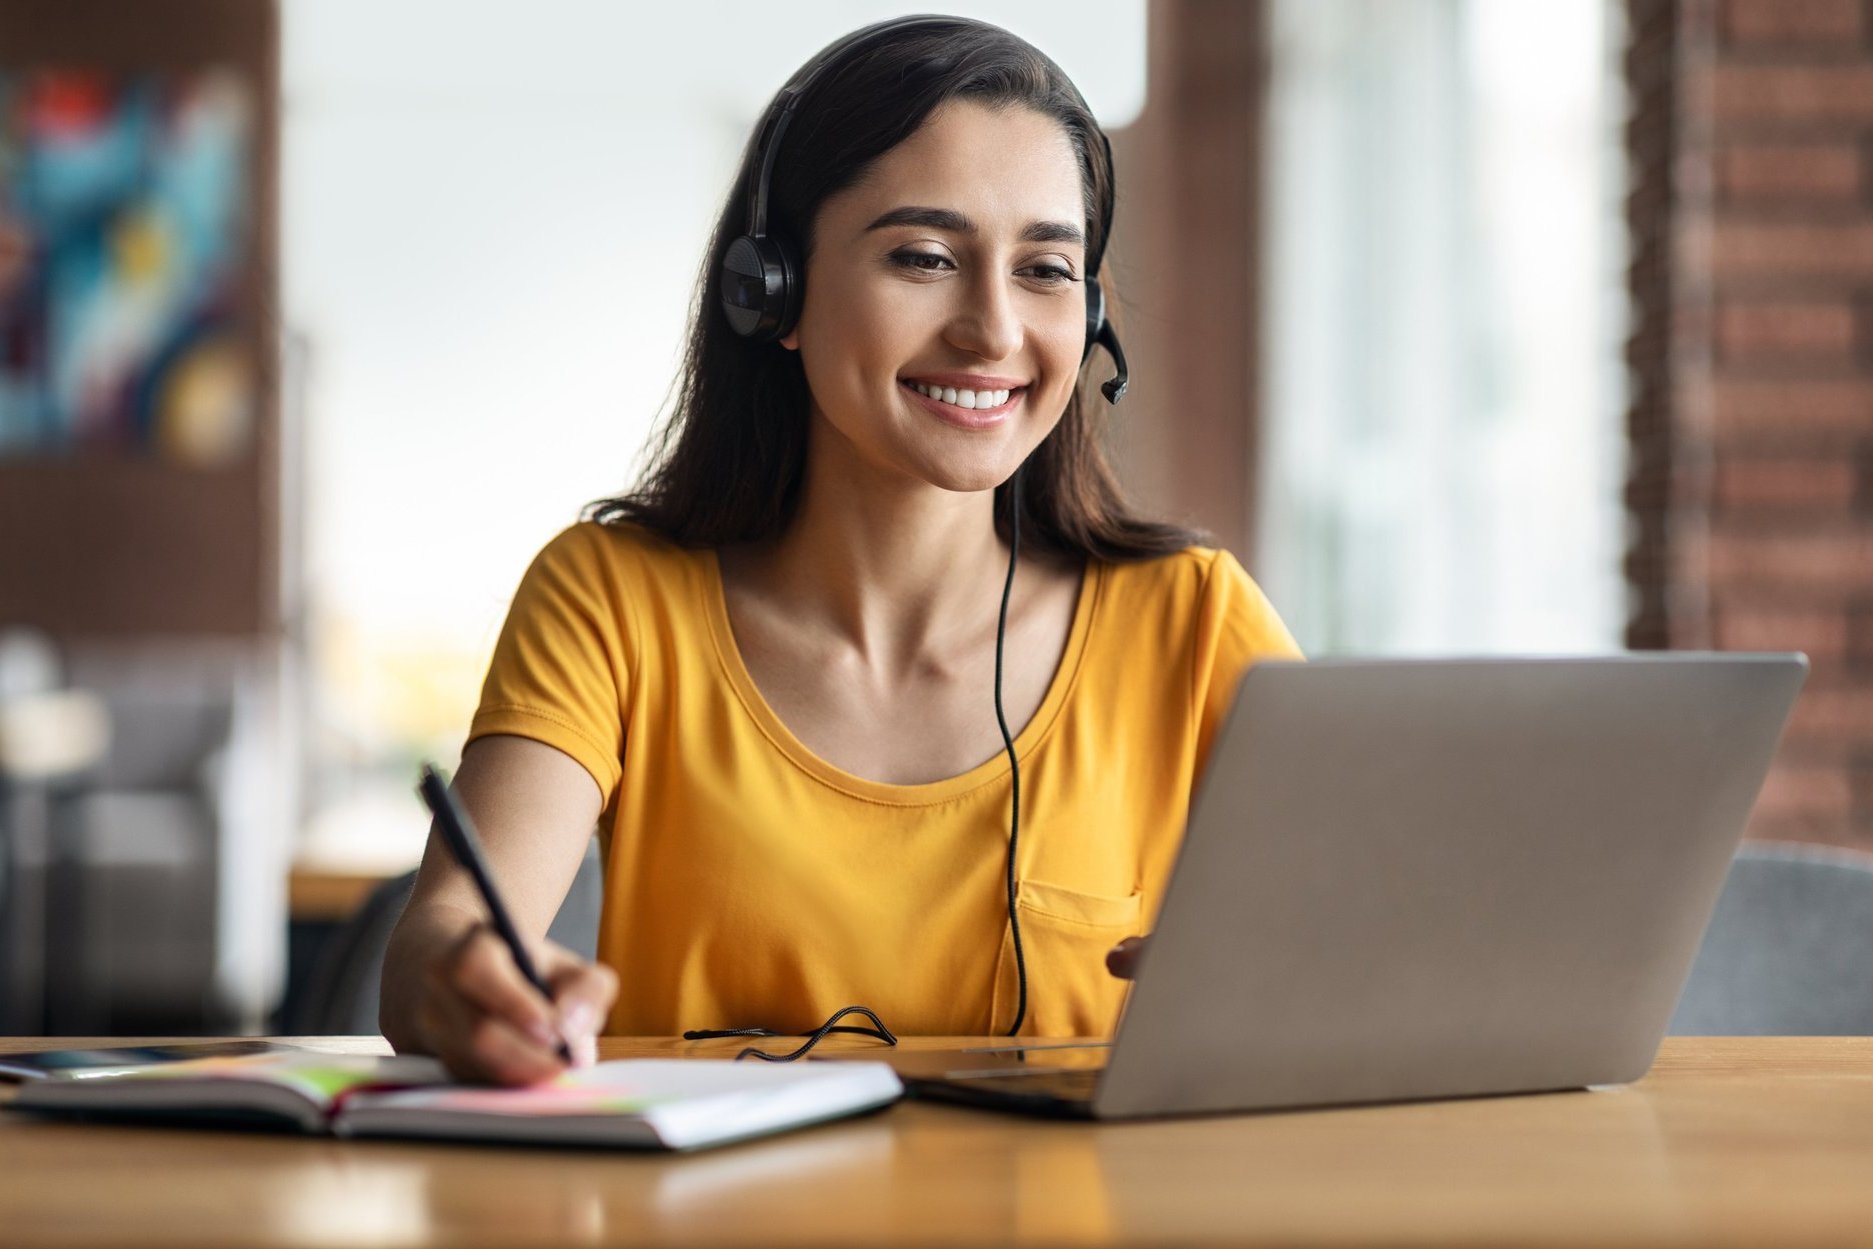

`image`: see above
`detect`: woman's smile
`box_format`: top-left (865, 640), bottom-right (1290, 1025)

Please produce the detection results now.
top-left (898, 374), bottom-right (1029, 429)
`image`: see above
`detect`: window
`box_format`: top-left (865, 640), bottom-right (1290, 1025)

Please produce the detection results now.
top-left (1259, 0), bottom-right (1626, 655)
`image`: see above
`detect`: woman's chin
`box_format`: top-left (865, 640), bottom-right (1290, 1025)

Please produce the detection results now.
top-left (912, 451), bottom-right (1030, 496)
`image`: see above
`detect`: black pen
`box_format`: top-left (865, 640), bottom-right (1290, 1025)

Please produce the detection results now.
top-left (417, 762), bottom-right (575, 1064)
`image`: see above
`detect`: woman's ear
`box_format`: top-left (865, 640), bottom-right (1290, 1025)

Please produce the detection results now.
top-left (779, 328), bottom-right (800, 351)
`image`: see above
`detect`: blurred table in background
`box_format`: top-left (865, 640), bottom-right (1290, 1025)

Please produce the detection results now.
top-left (277, 857), bottom-right (407, 1032)
top-left (288, 862), bottom-right (396, 924)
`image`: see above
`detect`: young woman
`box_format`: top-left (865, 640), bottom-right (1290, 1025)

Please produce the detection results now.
top-left (381, 16), bottom-right (1300, 1085)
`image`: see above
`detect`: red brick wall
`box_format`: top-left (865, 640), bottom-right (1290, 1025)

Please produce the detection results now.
top-left (1632, 0), bottom-right (1873, 848)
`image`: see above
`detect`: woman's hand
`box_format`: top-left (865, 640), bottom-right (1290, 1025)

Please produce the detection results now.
top-left (381, 736), bottom-right (611, 1085)
top-left (1106, 935), bottom-right (1149, 980)
top-left (411, 921), bottom-right (618, 1086)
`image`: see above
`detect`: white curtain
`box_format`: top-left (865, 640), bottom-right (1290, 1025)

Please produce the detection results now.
top-left (1258, 0), bottom-right (1625, 655)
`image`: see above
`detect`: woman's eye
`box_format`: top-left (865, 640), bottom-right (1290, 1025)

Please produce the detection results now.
top-left (890, 250), bottom-right (954, 273)
top-left (1023, 264), bottom-right (1078, 286)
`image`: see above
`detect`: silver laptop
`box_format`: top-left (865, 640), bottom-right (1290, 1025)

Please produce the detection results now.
top-left (895, 654), bottom-right (1807, 1118)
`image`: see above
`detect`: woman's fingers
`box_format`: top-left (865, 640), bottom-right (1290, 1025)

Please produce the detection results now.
top-left (541, 946), bottom-right (619, 1068)
top-left (425, 924), bottom-right (571, 1083)
top-left (446, 926), bottom-right (565, 1044)
top-left (417, 972), bottom-right (566, 1086)
top-left (1106, 934), bottom-right (1148, 980)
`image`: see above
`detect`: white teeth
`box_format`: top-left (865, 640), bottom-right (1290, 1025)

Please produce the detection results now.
top-left (909, 382), bottom-right (1015, 409)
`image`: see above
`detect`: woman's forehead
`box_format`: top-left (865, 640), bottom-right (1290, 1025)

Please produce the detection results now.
top-left (831, 100), bottom-right (1087, 240)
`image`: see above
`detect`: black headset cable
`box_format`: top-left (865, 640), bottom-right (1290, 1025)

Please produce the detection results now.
top-left (995, 466), bottom-right (1028, 1037)
top-left (686, 469), bottom-right (1030, 1056)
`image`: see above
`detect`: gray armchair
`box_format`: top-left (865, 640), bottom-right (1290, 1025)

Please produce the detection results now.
top-left (1669, 842), bottom-right (1873, 1035)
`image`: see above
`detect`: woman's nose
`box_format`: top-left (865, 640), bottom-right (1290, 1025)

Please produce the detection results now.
top-left (944, 276), bottom-right (1023, 361)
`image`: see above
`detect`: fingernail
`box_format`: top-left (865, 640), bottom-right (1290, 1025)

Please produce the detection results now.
top-left (526, 1018), bottom-right (558, 1047)
top-left (560, 1001), bottom-right (599, 1041)
top-left (559, 1003), bottom-right (600, 1068)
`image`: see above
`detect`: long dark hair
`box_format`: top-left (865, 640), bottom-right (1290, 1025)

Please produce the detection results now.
top-left (588, 16), bottom-right (1204, 561)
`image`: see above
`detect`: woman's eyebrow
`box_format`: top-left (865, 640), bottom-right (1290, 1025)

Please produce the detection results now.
top-left (864, 205), bottom-right (1085, 248)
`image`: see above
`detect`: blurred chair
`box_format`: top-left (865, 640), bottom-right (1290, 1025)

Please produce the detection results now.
top-left (0, 628), bottom-right (111, 1034)
top-left (60, 678), bottom-right (237, 1033)
top-left (1669, 842), bottom-right (1873, 1035)
top-left (289, 837), bottom-right (604, 1036)
top-left (57, 643), bottom-right (292, 1033)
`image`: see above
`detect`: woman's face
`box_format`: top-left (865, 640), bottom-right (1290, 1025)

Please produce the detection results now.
top-left (781, 100), bottom-right (1090, 496)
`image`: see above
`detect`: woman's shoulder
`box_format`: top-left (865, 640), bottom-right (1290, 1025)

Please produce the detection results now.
top-left (1095, 544), bottom-right (1258, 605)
top-left (530, 517), bottom-right (706, 584)
top-left (1094, 545), bottom-right (1298, 657)
top-left (507, 520), bottom-right (715, 637)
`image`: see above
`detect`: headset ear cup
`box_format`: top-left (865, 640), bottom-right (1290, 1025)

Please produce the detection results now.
top-left (1082, 276), bottom-right (1106, 364)
top-left (773, 233), bottom-right (804, 342)
top-left (720, 234), bottom-right (799, 342)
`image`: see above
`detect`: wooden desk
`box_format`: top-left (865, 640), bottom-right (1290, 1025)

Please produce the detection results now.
top-left (3, 1036), bottom-right (1871, 1247)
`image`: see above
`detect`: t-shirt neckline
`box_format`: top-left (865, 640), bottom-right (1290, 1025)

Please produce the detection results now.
top-left (701, 548), bottom-right (1101, 806)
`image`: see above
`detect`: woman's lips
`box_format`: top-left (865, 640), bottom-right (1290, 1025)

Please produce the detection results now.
top-left (899, 380), bottom-right (1022, 428)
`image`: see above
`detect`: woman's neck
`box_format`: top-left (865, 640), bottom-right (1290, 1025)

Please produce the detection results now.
top-left (722, 440), bottom-right (1015, 675)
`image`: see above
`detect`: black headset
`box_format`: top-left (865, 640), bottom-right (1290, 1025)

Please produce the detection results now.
top-left (716, 15), bottom-right (1130, 405)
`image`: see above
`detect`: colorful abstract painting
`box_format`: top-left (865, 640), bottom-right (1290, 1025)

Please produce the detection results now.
top-left (0, 68), bottom-right (254, 464)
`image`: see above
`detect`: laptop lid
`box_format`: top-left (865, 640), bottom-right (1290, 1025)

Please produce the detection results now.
top-left (1083, 653), bottom-right (1807, 1119)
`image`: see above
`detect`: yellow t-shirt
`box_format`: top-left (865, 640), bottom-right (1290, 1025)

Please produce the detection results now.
top-left (470, 521), bottom-right (1301, 1038)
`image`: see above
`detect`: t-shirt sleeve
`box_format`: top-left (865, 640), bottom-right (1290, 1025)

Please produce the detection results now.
top-left (468, 525), bottom-right (635, 802)
top-left (1191, 547), bottom-right (1304, 783)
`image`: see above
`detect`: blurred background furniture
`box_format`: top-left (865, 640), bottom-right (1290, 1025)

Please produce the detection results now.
top-left (1669, 843), bottom-right (1873, 1036)
top-left (53, 657), bottom-right (250, 1034)
top-left (1, 629), bottom-right (286, 1035)
top-left (0, 629), bottom-right (110, 1034)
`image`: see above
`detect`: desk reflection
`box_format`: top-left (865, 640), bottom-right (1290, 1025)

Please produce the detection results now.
top-left (1092, 1085), bottom-right (1680, 1242)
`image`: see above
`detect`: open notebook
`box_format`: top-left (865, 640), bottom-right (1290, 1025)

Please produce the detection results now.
top-left (10, 1051), bottom-right (903, 1151)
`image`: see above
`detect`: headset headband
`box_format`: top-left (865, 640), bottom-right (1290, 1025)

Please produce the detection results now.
top-left (748, 16), bottom-right (1113, 269)
top-left (746, 17), bottom-right (940, 240)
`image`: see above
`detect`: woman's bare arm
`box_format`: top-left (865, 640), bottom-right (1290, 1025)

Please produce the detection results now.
top-left (380, 734), bottom-right (617, 1084)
